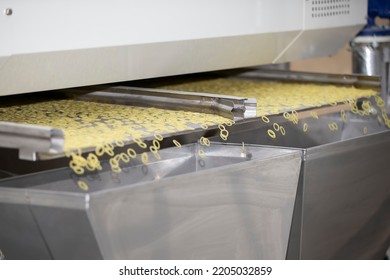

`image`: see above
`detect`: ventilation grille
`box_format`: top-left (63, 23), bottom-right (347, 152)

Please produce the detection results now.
top-left (310, 0), bottom-right (351, 18)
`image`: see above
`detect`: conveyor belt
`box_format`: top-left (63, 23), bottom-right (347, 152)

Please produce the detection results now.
top-left (0, 69), bottom-right (387, 162)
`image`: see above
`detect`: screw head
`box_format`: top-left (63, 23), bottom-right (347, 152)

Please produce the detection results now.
top-left (4, 8), bottom-right (13, 16)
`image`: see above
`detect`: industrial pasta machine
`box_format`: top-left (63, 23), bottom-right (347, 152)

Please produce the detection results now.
top-left (0, 0), bottom-right (389, 260)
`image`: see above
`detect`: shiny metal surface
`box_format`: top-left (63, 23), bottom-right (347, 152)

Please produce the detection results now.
top-left (0, 0), bottom-right (367, 96)
top-left (233, 68), bottom-right (381, 88)
top-left (0, 203), bottom-right (52, 259)
top-left (351, 38), bottom-right (390, 76)
top-left (224, 115), bottom-right (390, 259)
top-left (0, 121), bottom-right (64, 161)
top-left (0, 143), bottom-right (302, 259)
top-left (67, 85), bottom-right (257, 120)
top-left (301, 130), bottom-right (390, 259)
top-left (0, 69), bottom-right (381, 161)
top-left (351, 37), bottom-right (390, 110)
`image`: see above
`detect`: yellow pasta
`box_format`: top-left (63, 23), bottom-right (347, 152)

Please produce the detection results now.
top-left (173, 139), bottom-right (182, 148)
top-left (134, 138), bottom-right (147, 149)
top-left (152, 139), bottom-right (160, 149)
top-left (160, 78), bottom-right (378, 117)
top-left (280, 126), bottom-right (286, 136)
top-left (267, 129), bottom-right (276, 139)
top-left (127, 148), bottom-right (137, 158)
top-left (120, 152), bottom-right (130, 163)
top-left (218, 124), bottom-right (226, 131)
top-left (261, 116), bottom-right (270, 123)
top-left (328, 122), bottom-right (339, 131)
top-left (77, 180), bottom-right (89, 191)
top-left (310, 111), bottom-right (319, 119)
top-left (283, 112), bottom-right (291, 120)
top-left (115, 139), bottom-right (125, 147)
top-left (154, 133), bottom-right (163, 141)
top-left (200, 136), bottom-right (211, 146)
top-left (303, 123), bottom-right (308, 133)
top-left (200, 123), bottom-right (209, 130)
top-left (220, 129), bottom-right (229, 140)
top-left (141, 152), bottom-right (149, 164)
top-left (224, 120), bottom-right (235, 126)
top-left (198, 149), bottom-right (206, 158)
top-left (1, 76), bottom-right (388, 178)
top-left (341, 110), bottom-right (347, 123)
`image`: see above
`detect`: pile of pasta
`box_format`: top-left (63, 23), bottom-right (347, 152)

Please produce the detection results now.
top-left (159, 78), bottom-right (381, 117)
top-left (0, 99), bottom-right (231, 190)
top-left (0, 78), bottom-right (388, 191)
top-left (161, 78), bottom-right (389, 138)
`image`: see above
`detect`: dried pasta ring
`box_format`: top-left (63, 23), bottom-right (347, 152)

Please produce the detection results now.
top-left (134, 138), bottom-right (147, 149)
top-left (77, 180), bottom-right (89, 191)
top-left (127, 148), bottom-right (137, 158)
top-left (303, 123), bottom-right (308, 132)
top-left (220, 129), bottom-right (229, 139)
top-left (120, 152), bottom-right (130, 163)
top-left (72, 166), bottom-right (84, 175)
top-left (218, 124), bottom-right (226, 131)
top-left (115, 139), bottom-right (125, 147)
top-left (280, 126), bottom-right (286, 136)
top-left (111, 166), bottom-right (122, 173)
top-left (261, 116), bottom-right (270, 123)
top-left (109, 158), bottom-right (119, 168)
top-left (224, 120), bottom-right (235, 126)
top-left (200, 124), bottom-right (209, 130)
top-left (154, 133), bottom-right (163, 141)
top-left (200, 136), bottom-right (210, 146)
top-left (152, 139), bottom-right (160, 149)
top-left (141, 152), bottom-right (149, 164)
top-left (173, 139), bottom-right (182, 148)
top-left (95, 145), bottom-right (105, 157)
top-left (267, 129), bottom-right (276, 139)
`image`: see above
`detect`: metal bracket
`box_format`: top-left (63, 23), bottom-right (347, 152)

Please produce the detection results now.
top-left (67, 86), bottom-right (257, 121)
top-left (0, 121), bottom-right (64, 161)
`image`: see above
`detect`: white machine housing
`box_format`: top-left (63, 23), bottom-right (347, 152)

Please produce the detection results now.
top-left (0, 0), bottom-right (367, 95)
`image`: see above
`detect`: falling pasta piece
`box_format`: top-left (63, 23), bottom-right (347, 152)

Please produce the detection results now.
top-left (280, 126), bottom-right (286, 136)
top-left (328, 122), bottom-right (339, 131)
top-left (141, 152), bottom-right (149, 164)
top-left (261, 116), bottom-right (270, 123)
top-left (267, 129), bottom-right (276, 139)
top-left (120, 153), bottom-right (130, 163)
top-left (303, 123), bottom-right (308, 133)
top-left (152, 139), bottom-right (161, 149)
top-left (77, 180), bottom-right (89, 191)
top-left (160, 78), bottom-right (378, 117)
top-left (220, 129), bottom-right (229, 141)
top-left (200, 136), bottom-right (211, 147)
top-left (198, 149), bottom-right (206, 158)
top-left (0, 76), bottom-right (387, 178)
top-left (154, 133), bottom-right (163, 141)
top-left (310, 111), bottom-right (319, 119)
top-left (173, 139), bottom-right (182, 148)
top-left (341, 110), bottom-right (347, 123)
top-left (127, 148), bottom-right (137, 158)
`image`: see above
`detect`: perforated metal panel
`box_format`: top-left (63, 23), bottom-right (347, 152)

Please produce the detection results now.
top-left (310, 0), bottom-right (351, 18)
